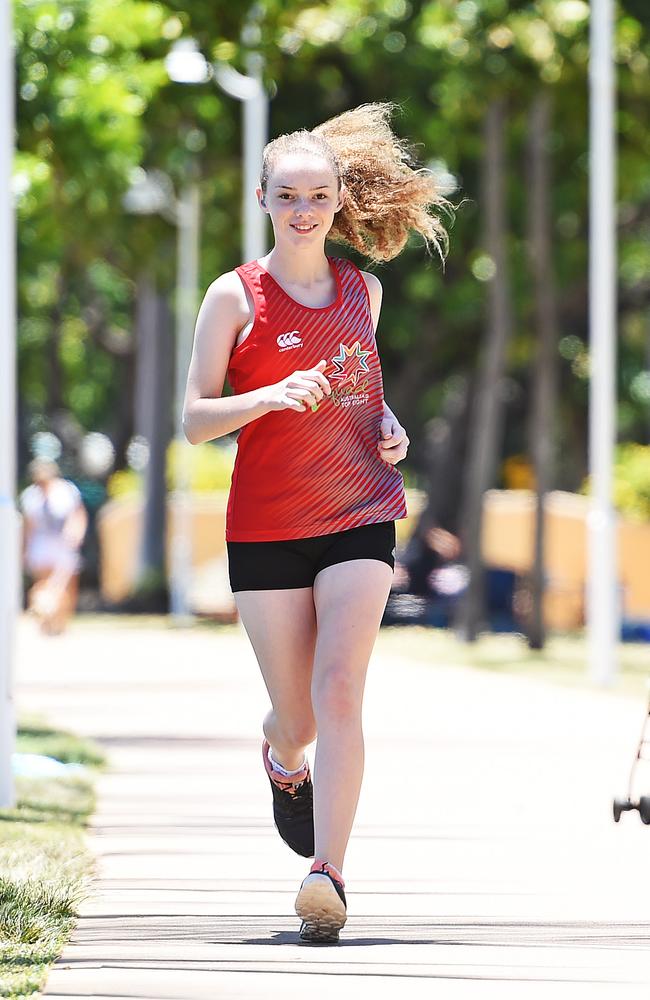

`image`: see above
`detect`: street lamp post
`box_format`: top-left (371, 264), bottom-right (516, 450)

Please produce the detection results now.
top-left (152, 40), bottom-right (269, 620)
top-left (166, 39), bottom-right (269, 262)
top-left (213, 53), bottom-right (268, 262)
top-left (0, 0), bottom-right (17, 808)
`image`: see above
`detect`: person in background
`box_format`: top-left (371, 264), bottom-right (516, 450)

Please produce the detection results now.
top-left (19, 458), bottom-right (88, 635)
top-left (404, 524), bottom-right (462, 596)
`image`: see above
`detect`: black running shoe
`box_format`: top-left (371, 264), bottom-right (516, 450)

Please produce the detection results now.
top-left (295, 860), bottom-right (347, 944)
top-left (262, 739), bottom-right (314, 858)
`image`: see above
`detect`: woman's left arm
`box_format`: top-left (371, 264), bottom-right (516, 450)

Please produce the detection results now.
top-left (361, 270), bottom-right (410, 466)
top-left (62, 502), bottom-right (88, 550)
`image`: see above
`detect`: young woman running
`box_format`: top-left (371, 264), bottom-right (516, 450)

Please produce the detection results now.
top-left (183, 103), bottom-right (447, 944)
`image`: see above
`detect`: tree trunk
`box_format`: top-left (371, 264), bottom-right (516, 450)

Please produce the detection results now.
top-left (417, 374), bottom-right (470, 536)
top-left (133, 274), bottom-right (173, 601)
top-left (46, 272), bottom-right (66, 417)
top-left (111, 354), bottom-right (135, 473)
top-left (526, 91), bottom-right (559, 650)
top-left (389, 315), bottom-right (438, 435)
top-left (456, 97), bottom-right (514, 642)
top-left (646, 314), bottom-right (650, 446)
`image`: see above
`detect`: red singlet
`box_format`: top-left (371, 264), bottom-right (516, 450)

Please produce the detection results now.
top-left (225, 255), bottom-right (407, 541)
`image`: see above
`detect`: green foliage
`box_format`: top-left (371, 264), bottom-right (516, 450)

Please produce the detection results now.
top-left (582, 444), bottom-right (650, 521)
top-left (15, 0), bottom-right (162, 440)
top-left (15, 0), bottom-right (650, 494)
top-left (253, 0), bottom-right (649, 489)
top-left (107, 467), bottom-right (141, 499)
top-left (613, 444), bottom-right (650, 521)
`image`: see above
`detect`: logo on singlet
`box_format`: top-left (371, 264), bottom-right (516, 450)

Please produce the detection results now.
top-left (328, 341), bottom-right (372, 409)
top-left (277, 330), bottom-right (303, 352)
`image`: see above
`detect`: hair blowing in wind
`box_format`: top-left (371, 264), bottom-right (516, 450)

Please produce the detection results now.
top-left (261, 103), bottom-right (451, 264)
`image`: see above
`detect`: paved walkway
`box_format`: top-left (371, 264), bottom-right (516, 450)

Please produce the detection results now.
top-left (14, 615), bottom-right (650, 999)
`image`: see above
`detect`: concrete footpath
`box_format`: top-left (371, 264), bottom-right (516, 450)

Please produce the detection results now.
top-left (14, 615), bottom-right (650, 999)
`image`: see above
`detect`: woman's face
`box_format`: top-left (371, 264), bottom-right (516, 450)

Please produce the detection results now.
top-left (31, 462), bottom-right (57, 487)
top-left (258, 153), bottom-right (344, 248)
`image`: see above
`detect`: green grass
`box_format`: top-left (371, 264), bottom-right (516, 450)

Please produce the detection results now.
top-left (63, 612), bottom-right (236, 631)
top-left (16, 721), bottom-right (106, 770)
top-left (0, 722), bottom-right (106, 999)
top-left (376, 626), bottom-right (650, 698)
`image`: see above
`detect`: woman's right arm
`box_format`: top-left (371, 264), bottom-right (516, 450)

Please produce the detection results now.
top-left (182, 272), bottom-right (331, 445)
top-left (182, 272), bottom-right (271, 444)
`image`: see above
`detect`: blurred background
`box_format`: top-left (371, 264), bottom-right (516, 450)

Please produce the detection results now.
top-left (13, 0), bottom-right (650, 649)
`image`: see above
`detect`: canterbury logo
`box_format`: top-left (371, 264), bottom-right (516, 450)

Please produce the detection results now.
top-left (277, 330), bottom-right (303, 351)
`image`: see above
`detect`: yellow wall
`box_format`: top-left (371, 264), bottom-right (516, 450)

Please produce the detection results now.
top-left (97, 488), bottom-right (427, 608)
top-left (482, 490), bottom-right (650, 626)
top-left (97, 493), bottom-right (228, 605)
top-left (99, 488), bottom-right (650, 625)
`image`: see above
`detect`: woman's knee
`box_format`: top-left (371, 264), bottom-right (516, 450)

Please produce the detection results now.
top-left (312, 665), bottom-right (364, 723)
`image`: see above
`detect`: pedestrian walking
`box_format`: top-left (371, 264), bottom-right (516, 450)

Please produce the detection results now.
top-left (20, 458), bottom-right (88, 635)
top-left (183, 103), bottom-right (448, 943)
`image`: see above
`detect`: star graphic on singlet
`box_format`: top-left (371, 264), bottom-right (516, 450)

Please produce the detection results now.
top-left (329, 341), bottom-right (371, 388)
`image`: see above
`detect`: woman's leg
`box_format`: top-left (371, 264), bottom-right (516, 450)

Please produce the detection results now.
top-left (26, 568), bottom-right (48, 604)
top-left (47, 571), bottom-right (79, 635)
top-left (310, 559), bottom-right (393, 871)
top-left (27, 568), bottom-right (54, 631)
top-left (235, 588), bottom-right (318, 770)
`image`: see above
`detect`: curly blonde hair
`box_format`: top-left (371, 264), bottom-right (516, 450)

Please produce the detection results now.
top-left (260, 103), bottom-right (450, 263)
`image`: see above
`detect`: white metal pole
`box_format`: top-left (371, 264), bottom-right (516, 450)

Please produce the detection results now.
top-left (243, 52), bottom-right (268, 263)
top-left (169, 181), bottom-right (200, 622)
top-left (0, 0), bottom-right (17, 807)
top-left (588, 0), bottom-right (618, 684)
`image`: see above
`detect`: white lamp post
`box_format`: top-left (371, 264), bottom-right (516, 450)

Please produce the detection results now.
top-left (588, 0), bottom-right (618, 684)
top-left (0, 0), bottom-right (17, 808)
top-left (161, 39), bottom-right (268, 621)
top-left (214, 52), bottom-right (268, 263)
top-left (165, 38), bottom-right (269, 262)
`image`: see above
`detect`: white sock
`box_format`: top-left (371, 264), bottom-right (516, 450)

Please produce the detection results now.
top-left (268, 746), bottom-right (307, 777)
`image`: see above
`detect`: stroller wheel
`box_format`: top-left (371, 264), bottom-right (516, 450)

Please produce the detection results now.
top-left (638, 797), bottom-right (650, 825)
top-left (613, 798), bottom-right (628, 823)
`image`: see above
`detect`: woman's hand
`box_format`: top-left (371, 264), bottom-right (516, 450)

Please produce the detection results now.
top-left (266, 359), bottom-right (332, 413)
top-left (378, 408), bottom-right (409, 465)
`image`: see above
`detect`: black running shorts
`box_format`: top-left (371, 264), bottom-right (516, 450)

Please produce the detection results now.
top-left (227, 521), bottom-right (396, 593)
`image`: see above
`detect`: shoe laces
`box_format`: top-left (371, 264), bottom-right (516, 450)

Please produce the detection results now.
top-left (269, 764), bottom-right (310, 794)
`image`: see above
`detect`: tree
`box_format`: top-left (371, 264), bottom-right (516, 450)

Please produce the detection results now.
top-left (526, 90), bottom-right (559, 650)
top-left (456, 97), bottom-right (514, 641)
top-left (15, 0), bottom-right (650, 613)
top-left (132, 274), bottom-right (173, 605)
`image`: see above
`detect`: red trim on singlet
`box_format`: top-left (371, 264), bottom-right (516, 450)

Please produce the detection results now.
top-left (225, 256), bottom-right (407, 542)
